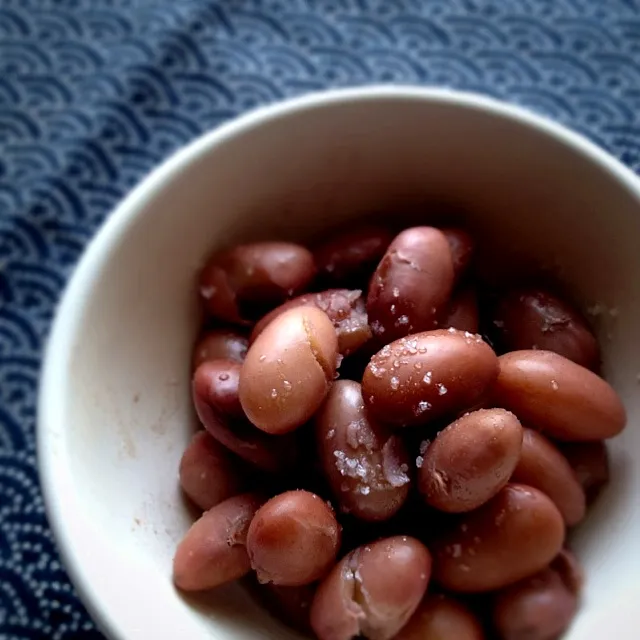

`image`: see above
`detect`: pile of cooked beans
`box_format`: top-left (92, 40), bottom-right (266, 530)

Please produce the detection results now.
top-left (173, 225), bottom-right (624, 640)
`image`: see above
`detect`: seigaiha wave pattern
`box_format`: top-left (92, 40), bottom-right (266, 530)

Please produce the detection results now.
top-left (1, 0), bottom-right (640, 637)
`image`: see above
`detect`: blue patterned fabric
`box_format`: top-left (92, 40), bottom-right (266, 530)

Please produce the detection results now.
top-left (1, 0), bottom-right (640, 637)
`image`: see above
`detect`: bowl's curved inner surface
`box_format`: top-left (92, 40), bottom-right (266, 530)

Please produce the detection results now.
top-left (42, 91), bottom-right (640, 640)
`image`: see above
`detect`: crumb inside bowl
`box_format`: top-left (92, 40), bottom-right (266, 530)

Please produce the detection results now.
top-left (38, 87), bottom-right (640, 640)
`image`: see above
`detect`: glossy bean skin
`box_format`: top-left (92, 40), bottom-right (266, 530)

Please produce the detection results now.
top-left (395, 594), bottom-right (485, 640)
top-left (240, 307), bottom-right (339, 434)
top-left (192, 328), bottom-right (248, 369)
top-left (310, 536), bottom-right (431, 640)
top-left (492, 567), bottom-right (578, 640)
top-left (492, 288), bottom-right (599, 370)
top-left (250, 289), bottom-right (371, 356)
top-left (315, 380), bottom-right (411, 521)
top-left (492, 350), bottom-right (626, 441)
top-left (362, 330), bottom-right (499, 428)
top-left (441, 288), bottom-right (479, 333)
top-left (246, 490), bottom-right (341, 586)
top-left (560, 441), bottom-right (609, 505)
top-left (367, 227), bottom-right (455, 342)
top-left (179, 431), bottom-right (245, 511)
top-left (192, 360), bottom-right (299, 472)
top-left (199, 242), bottom-right (316, 324)
top-left (432, 484), bottom-right (565, 593)
top-left (441, 227), bottom-right (475, 281)
top-left (419, 409), bottom-right (523, 513)
top-left (314, 226), bottom-right (392, 287)
top-left (173, 493), bottom-right (263, 591)
top-left (511, 429), bottom-right (586, 526)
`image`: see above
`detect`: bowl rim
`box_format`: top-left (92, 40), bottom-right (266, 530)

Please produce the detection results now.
top-left (37, 84), bottom-right (640, 640)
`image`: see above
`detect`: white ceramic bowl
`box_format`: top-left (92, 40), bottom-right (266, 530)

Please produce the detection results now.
top-left (39, 86), bottom-right (640, 640)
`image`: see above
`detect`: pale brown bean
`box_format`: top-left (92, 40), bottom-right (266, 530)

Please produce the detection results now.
top-left (315, 380), bottom-right (411, 521)
top-left (511, 429), bottom-right (586, 526)
top-left (173, 493), bottom-right (263, 591)
top-left (395, 594), bottom-right (485, 640)
top-left (199, 242), bottom-right (316, 324)
top-left (240, 307), bottom-right (339, 434)
top-left (492, 288), bottom-right (599, 370)
top-left (432, 484), bottom-right (565, 593)
top-left (193, 359), bottom-right (299, 472)
top-left (441, 287), bottom-right (479, 333)
top-left (362, 329), bottom-right (499, 428)
top-left (179, 431), bottom-right (245, 511)
top-left (492, 567), bottom-right (578, 640)
top-left (246, 490), bottom-right (341, 586)
top-left (441, 227), bottom-right (475, 281)
top-left (419, 409), bottom-right (523, 513)
top-left (367, 227), bottom-right (455, 342)
top-left (560, 441), bottom-right (610, 505)
top-left (492, 350), bottom-right (626, 441)
top-left (250, 289), bottom-right (371, 356)
top-left (192, 328), bottom-right (248, 369)
top-left (310, 536), bottom-right (431, 640)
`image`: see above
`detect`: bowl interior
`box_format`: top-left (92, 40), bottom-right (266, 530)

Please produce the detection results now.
top-left (40, 89), bottom-right (640, 640)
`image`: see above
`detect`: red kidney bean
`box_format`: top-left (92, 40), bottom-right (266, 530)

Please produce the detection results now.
top-left (441, 227), bottom-right (475, 281)
top-left (173, 493), bottom-right (263, 591)
top-left (310, 536), bottom-right (431, 640)
top-left (246, 490), bottom-right (341, 586)
top-left (367, 227), bottom-right (455, 342)
top-left (442, 287), bottom-right (479, 333)
top-left (362, 329), bottom-right (499, 427)
top-left (492, 350), bottom-right (626, 441)
top-left (250, 289), bottom-right (371, 356)
top-left (315, 380), bottom-right (411, 521)
top-left (559, 441), bottom-right (610, 505)
top-left (192, 328), bottom-right (248, 369)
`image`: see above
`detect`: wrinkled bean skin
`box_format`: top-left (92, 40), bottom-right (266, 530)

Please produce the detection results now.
top-left (179, 431), bottom-right (245, 511)
top-left (192, 328), bottom-right (248, 369)
top-left (432, 484), bottom-right (565, 593)
top-left (559, 441), bottom-right (610, 505)
top-left (441, 227), bottom-right (475, 281)
top-left (395, 594), bottom-right (485, 640)
top-left (441, 288), bottom-right (479, 333)
top-left (492, 350), bottom-right (626, 441)
top-left (246, 490), bottom-right (341, 586)
top-left (192, 360), bottom-right (299, 472)
top-left (315, 380), bottom-right (411, 521)
top-left (314, 227), bottom-right (393, 287)
top-left (173, 493), bottom-right (263, 591)
top-left (367, 227), bottom-right (455, 342)
top-left (419, 409), bottom-right (523, 513)
top-left (511, 429), bottom-right (586, 526)
top-left (199, 242), bottom-right (316, 324)
top-left (251, 581), bottom-right (317, 633)
top-left (250, 289), bottom-right (371, 356)
top-left (492, 567), bottom-right (578, 640)
top-left (362, 330), bottom-right (499, 428)
top-left (240, 307), bottom-right (339, 434)
top-left (492, 288), bottom-right (599, 370)
top-left (310, 536), bottom-right (431, 640)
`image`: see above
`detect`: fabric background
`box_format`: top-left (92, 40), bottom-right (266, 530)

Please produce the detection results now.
top-left (1, 0), bottom-right (640, 637)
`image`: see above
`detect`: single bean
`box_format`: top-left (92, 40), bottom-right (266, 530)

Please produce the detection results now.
top-left (192, 328), bottom-right (248, 369)
top-left (395, 594), bottom-right (485, 640)
top-left (192, 359), bottom-right (299, 472)
top-left (315, 380), bottom-right (411, 521)
top-left (492, 567), bottom-right (578, 640)
top-left (432, 484), bottom-right (565, 593)
top-left (250, 289), bottom-right (371, 356)
top-left (551, 548), bottom-right (584, 595)
top-left (246, 490), bottom-right (341, 586)
top-left (362, 329), bottom-right (499, 427)
top-left (492, 350), bottom-right (626, 441)
top-left (559, 441), bottom-right (609, 505)
top-left (419, 409), bottom-right (523, 513)
top-left (511, 429), bottom-right (586, 526)
top-left (367, 227), bottom-right (455, 342)
top-left (173, 493), bottom-right (263, 591)
top-left (441, 227), bottom-right (475, 281)
top-left (314, 226), bottom-right (392, 286)
top-left (199, 242), bottom-right (316, 324)
top-left (179, 431), bottom-right (245, 511)
top-left (240, 307), bottom-right (339, 434)
top-left (310, 536), bottom-right (431, 640)
top-left (441, 287), bottom-right (479, 333)
top-left (492, 288), bottom-right (599, 370)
